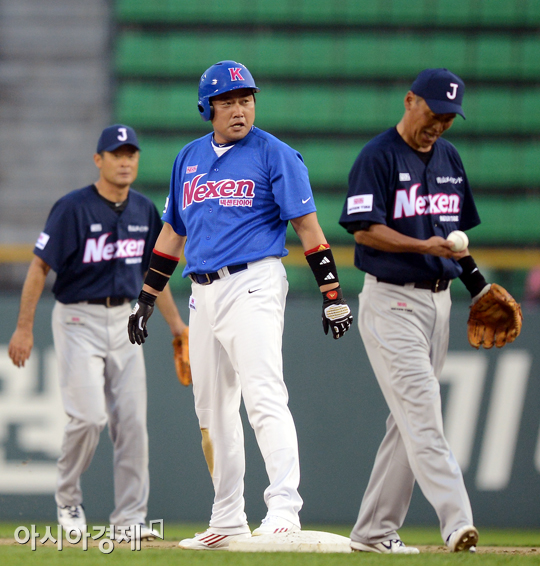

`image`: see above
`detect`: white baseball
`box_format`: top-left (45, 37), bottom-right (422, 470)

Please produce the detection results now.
top-left (447, 230), bottom-right (469, 252)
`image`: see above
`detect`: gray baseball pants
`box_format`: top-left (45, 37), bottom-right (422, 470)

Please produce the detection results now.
top-left (52, 301), bottom-right (149, 526)
top-left (351, 274), bottom-right (473, 544)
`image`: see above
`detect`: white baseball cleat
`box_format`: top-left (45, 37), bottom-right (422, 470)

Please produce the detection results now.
top-left (252, 515), bottom-right (300, 536)
top-left (57, 504), bottom-right (87, 535)
top-left (446, 525), bottom-right (479, 552)
top-left (178, 529), bottom-right (251, 550)
top-left (115, 524), bottom-right (160, 542)
top-left (351, 539), bottom-right (420, 554)
top-left (138, 524), bottom-right (160, 540)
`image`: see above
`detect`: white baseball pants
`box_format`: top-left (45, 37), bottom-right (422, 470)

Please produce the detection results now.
top-left (188, 257), bottom-right (303, 534)
top-left (351, 274), bottom-right (473, 544)
top-left (52, 301), bottom-right (149, 527)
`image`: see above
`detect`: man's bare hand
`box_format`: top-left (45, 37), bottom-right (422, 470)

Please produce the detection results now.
top-left (8, 328), bottom-right (34, 368)
top-left (421, 236), bottom-right (469, 259)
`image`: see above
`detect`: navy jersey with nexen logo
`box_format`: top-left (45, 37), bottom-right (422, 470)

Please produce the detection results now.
top-left (163, 127), bottom-right (316, 276)
top-left (34, 185), bottom-right (162, 303)
top-left (339, 128), bottom-right (481, 283)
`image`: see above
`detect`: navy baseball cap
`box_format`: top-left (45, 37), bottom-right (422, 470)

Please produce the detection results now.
top-left (410, 68), bottom-right (466, 119)
top-left (96, 124), bottom-right (140, 153)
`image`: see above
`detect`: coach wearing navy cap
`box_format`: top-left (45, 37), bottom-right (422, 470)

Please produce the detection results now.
top-left (8, 124), bottom-right (186, 540)
top-left (339, 69), bottom-right (489, 553)
top-left (410, 68), bottom-right (466, 119)
top-left (97, 124), bottom-right (140, 153)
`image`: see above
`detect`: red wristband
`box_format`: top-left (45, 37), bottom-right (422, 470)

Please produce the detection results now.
top-left (153, 249), bottom-right (180, 262)
top-left (304, 243), bottom-right (330, 256)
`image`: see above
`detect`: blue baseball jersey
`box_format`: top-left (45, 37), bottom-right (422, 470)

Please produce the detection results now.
top-left (339, 127), bottom-right (481, 283)
top-left (162, 127), bottom-right (317, 276)
top-left (34, 185), bottom-right (162, 303)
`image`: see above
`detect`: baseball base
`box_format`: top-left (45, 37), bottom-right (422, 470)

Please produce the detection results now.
top-left (228, 530), bottom-right (351, 553)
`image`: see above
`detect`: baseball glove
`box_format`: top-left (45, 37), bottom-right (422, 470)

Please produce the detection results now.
top-left (467, 283), bottom-right (523, 349)
top-left (172, 328), bottom-right (192, 386)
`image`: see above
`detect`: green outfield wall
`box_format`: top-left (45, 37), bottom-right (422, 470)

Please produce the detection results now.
top-left (0, 291), bottom-right (538, 529)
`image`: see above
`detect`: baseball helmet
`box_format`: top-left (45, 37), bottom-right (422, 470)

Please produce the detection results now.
top-left (197, 60), bottom-right (260, 121)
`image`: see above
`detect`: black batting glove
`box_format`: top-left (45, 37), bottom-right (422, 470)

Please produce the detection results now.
top-left (322, 286), bottom-right (353, 340)
top-left (128, 290), bottom-right (157, 345)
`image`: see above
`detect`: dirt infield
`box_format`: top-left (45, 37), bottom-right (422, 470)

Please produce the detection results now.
top-left (0, 538), bottom-right (538, 554)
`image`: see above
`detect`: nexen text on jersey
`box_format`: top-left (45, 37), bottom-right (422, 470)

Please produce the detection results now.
top-left (394, 183), bottom-right (460, 219)
top-left (83, 232), bottom-right (145, 263)
top-left (183, 174), bottom-right (255, 209)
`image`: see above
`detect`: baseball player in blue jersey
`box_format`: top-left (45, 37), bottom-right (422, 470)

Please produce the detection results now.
top-left (8, 125), bottom-right (187, 540)
top-left (127, 60), bottom-right (353, 550)
top-left (339, 69), bottom-right (487, 553)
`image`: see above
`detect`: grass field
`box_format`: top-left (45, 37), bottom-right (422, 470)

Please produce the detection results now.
top-left (1, 523), bottom-right (539, 565)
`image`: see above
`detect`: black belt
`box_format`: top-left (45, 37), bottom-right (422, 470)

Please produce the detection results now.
top-left (189, 263), bottom-right (248, 285)
top-left (87, 297), bottom-right (130, 308)
top-left (376, 277), bottom-right (450, 293)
